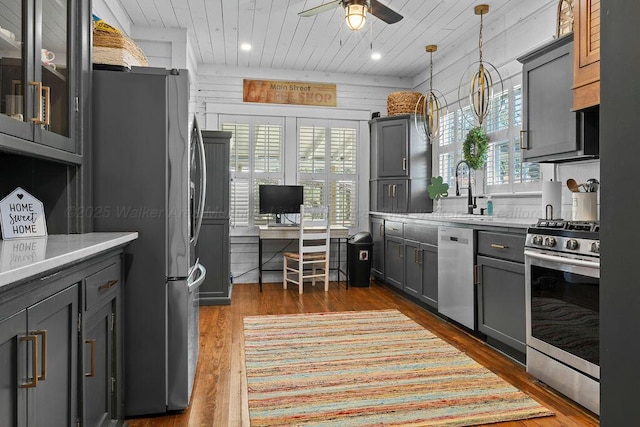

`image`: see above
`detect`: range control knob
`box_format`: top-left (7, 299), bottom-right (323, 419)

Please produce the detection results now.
top-left (566, 239), bottom-right (579, 250)
top-left (590, 241), bottom-right (600, 254)
top-left (544, 237), bottom-right (557, 248)
top-left (532, 235), bottom-right (544, 245)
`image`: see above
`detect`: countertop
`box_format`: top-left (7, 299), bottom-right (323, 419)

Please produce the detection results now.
top-left (0, 232), bottom-right (138, 289)
top-left (370, 212), bottom-right (536, 229)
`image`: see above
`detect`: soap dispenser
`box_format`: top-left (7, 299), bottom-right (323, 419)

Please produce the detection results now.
top-left (487, 196), bottom-right (493, 216)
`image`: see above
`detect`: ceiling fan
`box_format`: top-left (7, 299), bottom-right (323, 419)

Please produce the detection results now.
top-left (299, 0), bottom-right (403, 31)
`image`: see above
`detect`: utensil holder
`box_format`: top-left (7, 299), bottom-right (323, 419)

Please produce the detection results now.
top-left (571, 192), bottom-right (597, 221)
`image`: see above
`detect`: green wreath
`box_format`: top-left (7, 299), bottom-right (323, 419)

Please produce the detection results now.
top-left (463, 127), bottom-right (489, 170)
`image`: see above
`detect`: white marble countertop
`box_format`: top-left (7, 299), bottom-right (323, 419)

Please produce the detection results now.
top-left (371, 212), bottom-right (536, 229)
top-left (0, 232), bottom-right (138, 289)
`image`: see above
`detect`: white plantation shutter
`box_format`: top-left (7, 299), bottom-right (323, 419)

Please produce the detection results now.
top-left (298, 119), bottom-right (358, 226)
top-left (222, 116), bottom-right (284, 227)
top-left (299, 126), bottom-right (326, 174)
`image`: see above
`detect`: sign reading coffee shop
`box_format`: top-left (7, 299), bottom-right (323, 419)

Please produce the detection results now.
top-left (0, 187), bottom-right (47, 239)
top-left (243, 79), bottom-right (337, 107)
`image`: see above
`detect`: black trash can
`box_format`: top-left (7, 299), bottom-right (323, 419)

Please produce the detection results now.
top-left (347, 231), bottom-right (373, 287)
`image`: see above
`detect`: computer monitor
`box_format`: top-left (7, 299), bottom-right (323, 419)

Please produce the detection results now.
top-left (258, 185), bottom-right (304, 217)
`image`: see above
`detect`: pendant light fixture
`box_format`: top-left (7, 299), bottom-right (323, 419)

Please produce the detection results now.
top-left (458, 4), bottom-right (503, 127)
top-left (415, 44), bottom-right (447, 142)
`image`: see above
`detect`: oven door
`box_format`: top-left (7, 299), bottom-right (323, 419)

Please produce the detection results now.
top-left (524, 249), bottom-right (599, 379)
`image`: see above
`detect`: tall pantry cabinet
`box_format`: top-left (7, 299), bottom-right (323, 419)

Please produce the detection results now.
top-left (198, 130), bottom-right (232, 305)
top-left (369, 114), bottom-right (432, 213)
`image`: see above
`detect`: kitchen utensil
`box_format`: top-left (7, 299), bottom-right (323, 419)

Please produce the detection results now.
top-left (585, 178), bottom-right (600, 192)
top-left (566, 178), bottom-right (584, 192)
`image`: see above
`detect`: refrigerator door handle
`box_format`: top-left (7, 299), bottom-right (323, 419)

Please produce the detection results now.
top-left (187, 262), bottom-right (207, 292)
top-left (192, 116), bottom-right (207, 245)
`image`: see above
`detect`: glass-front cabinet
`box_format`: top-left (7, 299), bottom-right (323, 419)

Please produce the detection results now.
top-left (0, 0), bottom-right (78, 159)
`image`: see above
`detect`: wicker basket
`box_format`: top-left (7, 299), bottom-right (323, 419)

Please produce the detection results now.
top-left (557, 0), bottom-right (574, 37)
top-left (93, 26), bottom-right (148, 68)
top-left (387, 91), bottom-right (423, 116)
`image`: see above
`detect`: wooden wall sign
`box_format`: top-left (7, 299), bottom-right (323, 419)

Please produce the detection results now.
top-left (243, 79), bottom-right (337, 107)
top-left (0, 187), bottom-right (48, 239)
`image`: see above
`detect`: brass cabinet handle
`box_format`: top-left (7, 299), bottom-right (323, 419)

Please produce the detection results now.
top-left (490, 243), bottom-right (508, 249)
top-left (379, 224), bottom-right (384, 236)
top-left (33, 330), bottom-right (47, 380)
top-left (474, 264), bottom-right (479, 285)
top-left (41, 85), bottom-right (50, 126)
top-left (98, 279), bottom-right (118, 291)
top-left (519, 130), bottom-right (527, 150)
top-left (85, 339), bottom-right (96, 377)
top-left (387, 185), bottom-right (391, 197)
top-left (20, 335), bottom-right (38, 388)
top-left (402, 157), bottom-right (407, 171)
top-left (398, 244), bottom-right (402, 258)
top-left (392, 184), bottom-right (397, 198)
top-left (29, 81), bottom-right (45, 125)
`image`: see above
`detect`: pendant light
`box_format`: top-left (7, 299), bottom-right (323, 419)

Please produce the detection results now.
top-left (458, 4), bottom-right (504, 127)
top-left (415, 44), bottom-right (447, 143)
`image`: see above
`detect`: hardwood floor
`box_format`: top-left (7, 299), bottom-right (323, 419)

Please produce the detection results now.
top-left (127, 281), bottom-right (599, 426)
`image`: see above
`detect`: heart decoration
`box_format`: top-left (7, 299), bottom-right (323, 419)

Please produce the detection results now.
top-left (17, 194), bottom-right (24, 199)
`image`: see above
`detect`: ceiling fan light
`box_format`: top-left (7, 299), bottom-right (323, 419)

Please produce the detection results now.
top-left (345, 4), bottom-right (367, 31)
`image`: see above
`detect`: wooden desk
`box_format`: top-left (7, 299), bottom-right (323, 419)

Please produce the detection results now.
top-left (258, 225), bottom-right (349, 291)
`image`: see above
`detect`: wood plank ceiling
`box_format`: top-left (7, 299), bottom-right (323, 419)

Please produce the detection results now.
top-left (113, 0), bottom-right (550, 78)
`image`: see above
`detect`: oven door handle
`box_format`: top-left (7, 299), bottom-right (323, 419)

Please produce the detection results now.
top-left (524, 250), bottom-right (600, 269)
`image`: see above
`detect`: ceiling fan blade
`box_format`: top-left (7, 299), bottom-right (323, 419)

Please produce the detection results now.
top-left (299, 0), bottom-right (342, 17)
top-left (369, 0), bottom-right (403, 24)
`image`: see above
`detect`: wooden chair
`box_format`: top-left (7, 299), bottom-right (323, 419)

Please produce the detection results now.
top-left (283, 205), bottom-right (330, 294)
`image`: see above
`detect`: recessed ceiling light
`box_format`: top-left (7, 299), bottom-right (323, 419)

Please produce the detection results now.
top-left (240, 43), bottom-right (252, 51)
top-left (371, 52), bottom-right (381, 60)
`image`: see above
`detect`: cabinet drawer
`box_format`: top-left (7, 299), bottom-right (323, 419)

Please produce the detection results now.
top-left (404, 224), bottom-right (438, 246)
top-left (85, 260), bottom-right (121, 311)
top-left (385, 220), bottom-right (403, 237)
top-left (477, 231), bottom-right (525, 263)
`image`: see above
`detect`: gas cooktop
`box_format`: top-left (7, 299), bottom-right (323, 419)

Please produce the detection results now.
top-left (526, 219), bottom-right (600, 257)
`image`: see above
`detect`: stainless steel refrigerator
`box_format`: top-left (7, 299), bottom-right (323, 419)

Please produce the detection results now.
top-left (92, 67), bottom-right (207, 416)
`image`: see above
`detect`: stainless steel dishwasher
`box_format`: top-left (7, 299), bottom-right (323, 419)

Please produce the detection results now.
top-left (438, 227), bottom-right (476, 329)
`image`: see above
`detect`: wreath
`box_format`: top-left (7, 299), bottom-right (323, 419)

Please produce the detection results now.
top-left (463, 127), bottom-right (489, 170)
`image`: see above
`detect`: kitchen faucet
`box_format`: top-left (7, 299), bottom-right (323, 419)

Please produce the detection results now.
top-left (455, 160), bottom-right (476, 214)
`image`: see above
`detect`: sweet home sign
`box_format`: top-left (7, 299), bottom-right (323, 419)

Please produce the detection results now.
top-left (0, 188), bottom-right (47, 239)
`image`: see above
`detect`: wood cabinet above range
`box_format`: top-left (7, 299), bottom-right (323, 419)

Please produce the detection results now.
top-left (573, 0), bottom-right (601, 110)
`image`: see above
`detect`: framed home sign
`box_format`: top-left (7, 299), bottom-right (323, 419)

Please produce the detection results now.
top-left (0, 187), bottom-right (48, 239)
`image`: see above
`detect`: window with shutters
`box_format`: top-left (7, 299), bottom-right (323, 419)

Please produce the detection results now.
top-left (435, 77), bottom-right (539, 194)
top-left (298, 119), bottom-right (358, 227)
top-left (222, 116), bottom-right (284, 227)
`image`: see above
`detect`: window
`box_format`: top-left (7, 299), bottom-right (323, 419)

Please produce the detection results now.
top-left (436, 78), bottom-right (539, 194)
top-left (298, 119), bottom-right (358, 226)
top-left (222, 116), bottom-right (284, 226)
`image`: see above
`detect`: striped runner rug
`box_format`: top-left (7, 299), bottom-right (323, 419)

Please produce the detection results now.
top-left (242, 309), bottom-right (554, 426)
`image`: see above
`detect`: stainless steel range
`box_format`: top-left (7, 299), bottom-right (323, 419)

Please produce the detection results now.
top-left (524, 219), bottom-right (600, 415)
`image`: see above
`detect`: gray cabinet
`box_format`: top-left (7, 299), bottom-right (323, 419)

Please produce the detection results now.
top-left (383, 221), bottom-right (404, 289)
top-left (0, 0), bottom-right (89, 162)
top-left (369, 216), bottom-right (385, 280)
top-left (519, 34), bottom-right (598, 162)
top-left (375, 117), bottom-right (410, 177)
top-left (404, 224), bottom-right (439, 308)
top-left (419, 243), bottom-right (438, 308)
top-left (0, 251), bottom-right (126, 427)
top-left (370, 115), bottom-right (432, 213)
top-left (0, 284), bottom-right (79, 426)
top-left (199, 130), bottom-right (232, 305)
top-left (199, 219), bottom-right (231, 304)
top-left (82, 258), bottom-right (123, 427)
top-left (476, 231), bottom-right (526, 361)
top-left (384, 236), bottom-right (403, 289)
